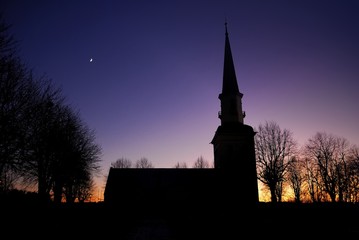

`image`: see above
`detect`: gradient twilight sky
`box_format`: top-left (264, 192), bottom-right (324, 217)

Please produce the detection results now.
top-left (2, 0), bottom-right (359, 191)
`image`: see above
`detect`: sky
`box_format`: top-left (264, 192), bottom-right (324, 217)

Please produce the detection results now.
top-left (2, 0), bottom-right (359, 195)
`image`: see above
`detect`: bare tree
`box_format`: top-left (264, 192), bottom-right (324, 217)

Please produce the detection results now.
top-left (287, 156), bottom-right (305, 203)
top-left (75, 176), bottom-right (95, 203)
top-left (347, 146), bottom-right (359, 202)
top-left (193, 156), bottom-right (209, 168)
top-left (135, 158), bottom-right (153, 168)
top-left (304, 132), bottom-right (351, 202)
top-left (303, 157), bottom-right (324, 202)
top-left (111, 158), bottom-right (132, 168)
top-left (255, 121), bottom-right (297, 203)
top-left (20, 93), bottom-right (102, 204)
top-left (61, 113), bottom-right (102, 204)
top-left (0, 17), bottom-right (37, 193)
top-left (174, 162), bottom-right (187, 168)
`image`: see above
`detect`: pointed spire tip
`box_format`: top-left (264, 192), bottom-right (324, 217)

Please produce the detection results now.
top-left (224, 19), bottom-right (228, 36)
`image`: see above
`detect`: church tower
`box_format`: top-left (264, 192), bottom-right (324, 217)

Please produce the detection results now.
top-left (211, 23), bottom-right (259, 203)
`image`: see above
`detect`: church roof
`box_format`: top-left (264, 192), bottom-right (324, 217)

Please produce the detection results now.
top-left (104, 168), bottom-right (220, 207)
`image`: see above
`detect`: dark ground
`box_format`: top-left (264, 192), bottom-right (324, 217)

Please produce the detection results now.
top-left (1, 201), bottom-right (359, 239)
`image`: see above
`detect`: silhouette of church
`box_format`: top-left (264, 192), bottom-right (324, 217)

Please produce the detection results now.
top-left (104, 23), bottom-right (259, 209)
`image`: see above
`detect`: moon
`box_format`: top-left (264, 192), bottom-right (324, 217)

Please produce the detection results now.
top-left (90, 58), bottom-right (93, 62)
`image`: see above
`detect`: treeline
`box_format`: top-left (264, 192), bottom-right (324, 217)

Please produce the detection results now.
top-left (110, 155), bottom-right (212, 169)
top-left (255, 121), bottom-right (359, 203)
top-left (0, 17), bottom-right (102, 204)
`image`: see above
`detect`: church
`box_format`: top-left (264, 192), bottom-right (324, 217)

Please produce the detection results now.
top-left (104, 23), bottom-right (259, 211)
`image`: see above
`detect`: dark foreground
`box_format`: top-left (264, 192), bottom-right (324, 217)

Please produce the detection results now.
top-left (1, 201), bottom-right (359, 238)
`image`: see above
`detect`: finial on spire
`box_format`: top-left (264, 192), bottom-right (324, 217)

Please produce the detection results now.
top-left (224, 18), bottom-right (228, 36)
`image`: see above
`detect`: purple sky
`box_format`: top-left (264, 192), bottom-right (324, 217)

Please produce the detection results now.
top-left (2, 0), bottom-right (359, 192)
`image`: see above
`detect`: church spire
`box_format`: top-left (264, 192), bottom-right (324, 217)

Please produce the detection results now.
top-left (222, 22), bottom-right (240, 95)
top-left (218, 22), bottom-right (245, 124)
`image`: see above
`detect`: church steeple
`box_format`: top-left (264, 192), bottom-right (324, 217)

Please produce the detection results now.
top-left (222, 22), bottom-right (240, 95)
top-left (211, 22), bottom-right (258, 204)
top-left (218, 22), bottom-right (245, 125)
